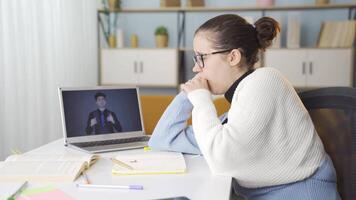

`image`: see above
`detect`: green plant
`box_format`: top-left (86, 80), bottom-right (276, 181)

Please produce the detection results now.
top-left (101, 0), bottom-right (121, 45)
top-left (155, 26), bottom-right (168, 36)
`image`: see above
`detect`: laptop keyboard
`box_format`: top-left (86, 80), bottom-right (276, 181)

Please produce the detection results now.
top-left (72, 136), bottom-right (150, 148)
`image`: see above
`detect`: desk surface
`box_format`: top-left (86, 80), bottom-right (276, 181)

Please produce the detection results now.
top-left (0, 139), bottom-right (232, 200)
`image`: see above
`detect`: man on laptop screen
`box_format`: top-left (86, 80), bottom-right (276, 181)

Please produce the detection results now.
top-left (59, 87), bottom-right (149, 153)
top-left (86, 92), bottom-right (122, 135)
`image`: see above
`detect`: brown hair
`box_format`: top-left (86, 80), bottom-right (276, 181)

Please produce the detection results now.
top-left (195, 14), bottom-right (280, 68)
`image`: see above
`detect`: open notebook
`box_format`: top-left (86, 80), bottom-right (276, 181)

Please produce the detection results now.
top-left (0, 154), bottom-right (99, 182)
top-left (112, 151), bottom-right (186, 175)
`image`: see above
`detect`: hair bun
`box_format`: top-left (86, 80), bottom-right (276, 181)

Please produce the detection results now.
top-left (254, 17), bottom-right (280, 50)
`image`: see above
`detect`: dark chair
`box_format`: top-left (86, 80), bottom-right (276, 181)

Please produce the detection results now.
top-left (298, 87), bottom-right (356, 200)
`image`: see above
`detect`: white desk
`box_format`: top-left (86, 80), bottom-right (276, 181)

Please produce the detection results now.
top-left (0, 139), bottom-right (232, 200)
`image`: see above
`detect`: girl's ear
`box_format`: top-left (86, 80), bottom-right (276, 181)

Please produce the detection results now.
top-left (228, 49), bottom-right (242, 66)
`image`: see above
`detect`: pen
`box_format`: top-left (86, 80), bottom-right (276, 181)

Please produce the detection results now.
top-left (7, 181), bottom-right (28, 200)
top-left (83, 171), bottom-right (91, 184)
top-left (76, 183), bottom-right (143, 190)
top-left (110, 158), bottom-right (134, 170)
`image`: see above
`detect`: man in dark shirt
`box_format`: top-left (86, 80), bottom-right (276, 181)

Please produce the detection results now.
top-left (86, 92), bottom-right (122, 135)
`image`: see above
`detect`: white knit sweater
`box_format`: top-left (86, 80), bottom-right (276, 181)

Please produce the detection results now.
top-left (187, 67), bottom-right (325, 188)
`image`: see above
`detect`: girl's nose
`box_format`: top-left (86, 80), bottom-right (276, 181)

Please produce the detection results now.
top-left (192, 63), bottom-right (201, 73)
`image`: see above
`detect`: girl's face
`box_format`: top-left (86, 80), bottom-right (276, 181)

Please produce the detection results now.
top-left (192, 31), bottom-right (245, 95)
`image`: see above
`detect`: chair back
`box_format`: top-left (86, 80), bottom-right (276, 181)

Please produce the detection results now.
top-left (140, 95), bottom-right (174, 134)
top-left (299, 87), bottom-right (356, 200)
top-left (140, 95), bottom-right (230, 133)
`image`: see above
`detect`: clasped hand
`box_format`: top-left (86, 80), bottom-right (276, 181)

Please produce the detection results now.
top-left (181, 74), bottom-right (209, 94)
top-left (90, 114), bottom-right (115, 127)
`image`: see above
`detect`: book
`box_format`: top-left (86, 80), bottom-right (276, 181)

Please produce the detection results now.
top-left (112, 151), bottom-right (186, 175)
top-left (318, 20), bottom-right (356, 48)
top-left (331, 21), bottom-right (343, 47)
top-left (271, 14), bottom-right (282, 49)
top-left (344, 20), bottom-right (356, 47)
top-left (318, 21), bottom-right (330, 47)
top-left (286, 13), bottom-right (301, 48)
top-left (0, 154), bottom-right (99, 182)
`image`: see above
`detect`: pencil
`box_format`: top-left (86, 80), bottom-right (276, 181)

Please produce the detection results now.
top-left (111, 158), bottom-right (134, 170)
top-left (7, 181), bottom-right (28, 200)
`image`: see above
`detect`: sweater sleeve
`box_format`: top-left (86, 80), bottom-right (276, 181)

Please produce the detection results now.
top-left (148, 92), bottom-right (202, 154)
top-left (187, 74), bottom-right (278, 175)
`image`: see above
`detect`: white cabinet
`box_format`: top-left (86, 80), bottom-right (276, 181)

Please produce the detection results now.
top-left (101, 49), bottom-right (178, 87)
top-left (264, 48), bottom-right (353, 88)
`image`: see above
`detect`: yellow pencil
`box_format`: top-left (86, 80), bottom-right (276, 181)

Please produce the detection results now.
top-left (10, 148), bottom-right (22, 155)
top-left (15, 148), bottom-right (22, 154)
top-left (111, 158), bottom-right (134, 170)
top-left (10, 149), bottom-right (17, 155)
top-left (143, 146), bottom-right (151, 151)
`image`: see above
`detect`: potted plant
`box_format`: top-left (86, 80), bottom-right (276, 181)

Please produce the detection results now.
top-left (155, 26), bottom-right (168, 48)
top-left (102, 0), bottom-right (121, 48)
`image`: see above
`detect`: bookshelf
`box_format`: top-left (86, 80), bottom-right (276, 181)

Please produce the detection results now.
top-left (98, 3), bottom-right (356, 49)
top-left (98, 4), bottom-right (356, 13)
top-left (97, 3), bottom-right (356, 88)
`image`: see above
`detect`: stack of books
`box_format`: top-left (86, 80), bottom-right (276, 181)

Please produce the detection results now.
top-left (318, 20), bottom-right (356, 48)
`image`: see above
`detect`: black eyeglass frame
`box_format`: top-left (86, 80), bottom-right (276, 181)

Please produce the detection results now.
top-left (192, 49), bottom-right (233, 68)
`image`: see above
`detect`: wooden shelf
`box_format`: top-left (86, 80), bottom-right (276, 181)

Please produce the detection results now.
top-left (101, 47), bottom-right (352, 51)
top-left (98, 3), bottom-right (356, 13)
top-left (101, 47), bottom-right (178, 50)
top-left (180, 47), bottom-right (354, 51)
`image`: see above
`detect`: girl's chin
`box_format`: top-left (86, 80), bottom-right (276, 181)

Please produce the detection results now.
top-left (210, 87), bottom-right (227, 95)
top-left (207, 81), bottom-right (225, 95)
top-left (210, 88), bottom-right (224, 95)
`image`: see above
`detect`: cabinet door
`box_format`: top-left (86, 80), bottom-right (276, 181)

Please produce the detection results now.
top-left (264, 49), bottom-right (307, 87)
top-left (137, 49), bottom-right (178, 86)
top-left (101, 49), bottom-right (138, 85)
top-left (306, 49), bottom-right (353, 87)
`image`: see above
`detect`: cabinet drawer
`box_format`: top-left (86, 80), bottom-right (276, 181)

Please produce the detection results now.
top-left (264, 48), bottom-right (353, 88)
top-left (100, 49), bottom-right (178, 87)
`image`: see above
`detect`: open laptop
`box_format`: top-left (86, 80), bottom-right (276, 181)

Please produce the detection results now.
top-left (58, 86), bottom-right (150, 153)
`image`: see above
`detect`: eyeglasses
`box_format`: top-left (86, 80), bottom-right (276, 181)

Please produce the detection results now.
top-left (192, 49), bottom-right (233, 68)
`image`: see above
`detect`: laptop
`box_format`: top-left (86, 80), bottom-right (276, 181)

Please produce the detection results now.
top-left (58, 86), bottom-right (150, 153)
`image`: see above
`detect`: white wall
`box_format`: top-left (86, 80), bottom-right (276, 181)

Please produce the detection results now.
top-left (0, 0), bottom-right (98, 160)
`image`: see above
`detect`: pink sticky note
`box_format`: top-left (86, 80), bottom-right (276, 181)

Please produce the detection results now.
top-left (17, 189), bottom-right (73, 200)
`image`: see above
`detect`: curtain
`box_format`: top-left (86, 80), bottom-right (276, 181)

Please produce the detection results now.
top-left (0, 0), bottom-right (98, 160)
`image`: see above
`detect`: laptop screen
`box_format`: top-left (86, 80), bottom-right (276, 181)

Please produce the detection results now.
top-left (61, 88), bottom-right (143, 138)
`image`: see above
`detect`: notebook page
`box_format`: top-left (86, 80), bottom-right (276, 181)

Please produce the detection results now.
top-left (112, 151), bottom-right (186, 175)
top-left (0, 160), bottom-right (84, 182)
top-left (5, 154), bottom-right (96, 164)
